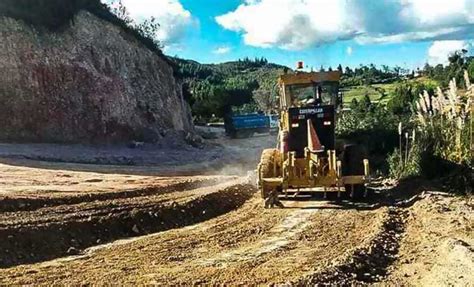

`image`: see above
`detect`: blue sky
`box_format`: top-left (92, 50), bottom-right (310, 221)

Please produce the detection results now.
top-left (109, 0), bottom-right (474, 70)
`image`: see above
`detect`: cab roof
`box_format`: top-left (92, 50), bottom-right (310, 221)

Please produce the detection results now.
top-left (279, 71), bottom-right (341, 86)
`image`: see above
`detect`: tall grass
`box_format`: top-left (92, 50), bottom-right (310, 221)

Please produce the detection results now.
top-left (415, 71), bottom-right (472, 166)
top-left (388, 71), bottom-right (472, 182)
top-left (387, 127), bottom-right (421, 179)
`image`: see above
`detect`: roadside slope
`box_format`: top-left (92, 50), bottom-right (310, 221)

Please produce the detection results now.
top-left (0, 10), bottom-right (193, 143)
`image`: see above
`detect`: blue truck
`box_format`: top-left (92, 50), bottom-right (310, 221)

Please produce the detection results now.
top-left (224, 113), bottom-right (278, 138)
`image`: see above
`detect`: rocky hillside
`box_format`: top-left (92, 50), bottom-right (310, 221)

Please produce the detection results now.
top-left (0, 10), bottom-right (194, 143)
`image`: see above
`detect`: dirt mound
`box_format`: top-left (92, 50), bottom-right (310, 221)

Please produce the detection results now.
top-left (0, 177), bottom-right (225, 212)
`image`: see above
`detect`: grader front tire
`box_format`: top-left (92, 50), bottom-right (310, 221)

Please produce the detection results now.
top-left (258, 149), bottom-right (279, 199)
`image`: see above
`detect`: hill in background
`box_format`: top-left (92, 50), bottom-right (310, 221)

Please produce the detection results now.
top-left (172, 57), bottom-right (287, 122)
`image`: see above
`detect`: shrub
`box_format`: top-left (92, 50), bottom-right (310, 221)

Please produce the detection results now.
top-left (387, 130), bottom-right (422, 179)
top-left (387, 71), bottom-right (472, 181)
top-left (337, 96), bottom-right (401, 155)
top-left (469, 61), bottom-right (474, 82)
top-left (386, 82), bottom-right (436, 115)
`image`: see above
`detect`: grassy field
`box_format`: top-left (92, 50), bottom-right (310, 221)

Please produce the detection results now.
top-left (342, 84), bottom-right (395, 105)
top-left (342, 77), bottom-right (440, 106)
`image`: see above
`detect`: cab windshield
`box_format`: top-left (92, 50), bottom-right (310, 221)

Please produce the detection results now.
top-left (286, 83), bottom-right (338, 107)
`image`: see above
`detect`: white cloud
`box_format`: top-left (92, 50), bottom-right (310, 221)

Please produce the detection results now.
top-left (346, 46), bottom-right (353, 56)
top-left (427, 40), bottom-right (468, 65)
top-left (216, 0), bottom-right (474, 50)
top-left (106, 0), bottom-right (194, 45)
top-left (213, 46), bottom-right (232, 54)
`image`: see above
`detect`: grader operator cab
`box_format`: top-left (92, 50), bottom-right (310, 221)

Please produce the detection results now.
top-left (257, 64), bottom-right (370, 208)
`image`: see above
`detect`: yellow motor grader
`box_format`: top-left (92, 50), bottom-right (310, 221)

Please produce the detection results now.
top-left (257, 65), bottom-right (370, 208)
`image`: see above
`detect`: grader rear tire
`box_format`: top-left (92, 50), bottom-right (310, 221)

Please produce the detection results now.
top-left (258, 149), bottom-right (280, 199)
top-left (342, 144), bottom-right (367, 200)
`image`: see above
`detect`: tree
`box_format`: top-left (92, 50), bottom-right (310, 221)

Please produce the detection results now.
top-left (108, 0), bottom-right (162, 48)
top-left (393, 66), bottom-right (401, 76)
top-left (253, 87), bottom-right (276, 114)
top-left (109, 0), bottom-right (133, 25)
top-left (423, 63), bottom-right (433, 77)
top-left (253, 79), bottom-right (277, 113)
top-left (387, 82), bottom-right (434, 115)
top-left (337, 64), bottom-right (343, 73)
top-left (448, 50), bottom-right (465, 67)
top-left (425, 50), bottom-right (471, 86)
top-left (174, 57), bottom-right (284, 120)
top-left (344, 66), bottom-right (353, 76)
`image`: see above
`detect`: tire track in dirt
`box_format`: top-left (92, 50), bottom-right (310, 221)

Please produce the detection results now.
top-left (297, 206), bottom-right (407, 285)
top-left (200, 209), bottom-right (316, 266)
top-left (384, 194), bottom-right (473, 286)
top-left (0, 180), bottom-right (255, 268)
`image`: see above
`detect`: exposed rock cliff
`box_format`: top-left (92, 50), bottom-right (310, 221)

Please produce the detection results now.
top-left (0, 11), bottom-right (194, 143)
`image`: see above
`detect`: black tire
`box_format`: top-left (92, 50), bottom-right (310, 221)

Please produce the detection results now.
top-left (227, 130), bottom-right (237, 139)
top-left (342, 144), bottom-right (367, 200)
top-left (325, 192), bottom-right (341, 201)
top-left (236, 130), bottom-right (254, 138)
top-left (342, 144), bottom-right (366, 176)
top-left (344, 184), bottom-right (365, 200)
top-left (259, 149), bottom-right (280, 199)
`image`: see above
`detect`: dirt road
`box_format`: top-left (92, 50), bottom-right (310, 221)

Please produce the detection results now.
top-left (0, 134), bottom-right (472, 285)
top-left (0, 187), bottom-right (387, 285)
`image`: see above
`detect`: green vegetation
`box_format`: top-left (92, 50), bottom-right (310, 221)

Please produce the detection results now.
top-left (173, 57), bottom-right (286, 122)
top-left (338, 64), bottom-right (404, 86)
top-left (423, 50), bottom-right (473, 87)
top-left (469, 60), bottom-right (474, 78)
top-left (384, 52), bottom-right (473, 184)
top-left (416, 76), bottom-right (472, 165)
top-left (336, 55), bottom-right (472, 178)
top-left (387, 132), bottom-right (422, 180)
top-left (386, 73), bottom-right (472, 194)
top-left (386, 81), bottom-right (438, 115)
top-left (342, 77), bottom-right (439, 108)
top-left (176, 61), bottom-right (417, 122)
top-left (342, 85), bottom-right (386, 106)
top-left (337, 95), bottom-right (402, 174)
